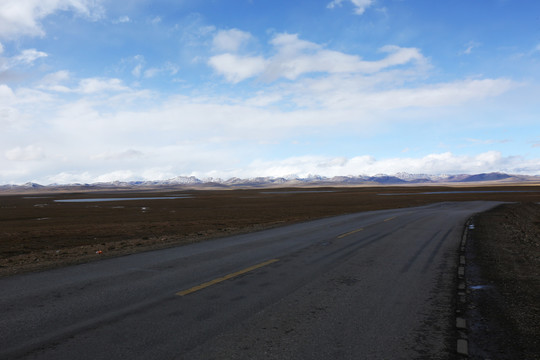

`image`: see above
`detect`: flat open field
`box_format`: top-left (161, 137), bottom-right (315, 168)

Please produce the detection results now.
top-left (1, 184), bottom-right (539, 276)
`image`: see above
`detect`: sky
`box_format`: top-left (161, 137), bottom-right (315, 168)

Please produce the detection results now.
top-left (1, 0), bottom-right (540, 184)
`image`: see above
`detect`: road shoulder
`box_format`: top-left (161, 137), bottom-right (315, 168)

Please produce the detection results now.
top-left (464, 203), bottom-right (540, 359)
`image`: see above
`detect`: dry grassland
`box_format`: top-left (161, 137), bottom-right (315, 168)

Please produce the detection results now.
top-left (0, 185), bottom-right (539, 276)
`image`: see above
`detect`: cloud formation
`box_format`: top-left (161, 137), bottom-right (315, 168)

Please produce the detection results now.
top-left (0, 0), bottom-right (104, 39)
top-left (38, 75), bottom-right (129, 94)
top-left (208, 32), bottom-right (426, 83)
top-left (462, 41), bottom-right (481, 55)
top-left (23, 150), bottom-right (539, 185)
top-left (327, 0), bottom-right (374, 15)
top-left (92, 149), bottom-right (144, 161)
top-left (113, 15), bottom-right (130, 24)
top-left (0, 48), bottom-right (47, 72)
top-left (0, 1), bottom-right (537, 185)
top-left (208, 54), bottom-right (267, 83)
top-left (212, 29), bottom-right (252, 52)
top-left (5, 145), bottom-right (45, 161)
top-left (0, 70), bottom-right (523, 185)
top-left (236, 151), bottom-right (535, 179)
top-left (0, 19), bottom-right (521, 184)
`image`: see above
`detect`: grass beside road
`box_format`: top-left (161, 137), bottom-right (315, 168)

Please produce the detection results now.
top-left (470, 202), bottom-right (540, 359)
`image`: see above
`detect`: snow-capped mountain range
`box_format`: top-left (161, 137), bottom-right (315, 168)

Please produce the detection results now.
top-left (2, 172), bottom-right (539, 191)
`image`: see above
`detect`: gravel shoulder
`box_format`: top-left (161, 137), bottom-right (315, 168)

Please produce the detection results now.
top-left (467, 202), bottom-right (540, 359)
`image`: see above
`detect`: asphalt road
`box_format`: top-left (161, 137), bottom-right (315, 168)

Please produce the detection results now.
top-left (0, 201), bottom-right (501, 359)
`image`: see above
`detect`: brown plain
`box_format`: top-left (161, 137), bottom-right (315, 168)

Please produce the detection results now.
top-left (1, 184), bottom-right (538, 276)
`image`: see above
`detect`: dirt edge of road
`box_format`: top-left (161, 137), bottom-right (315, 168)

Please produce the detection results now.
top-left (466, 202), bottom-right (540, 359)
top-left (0, 222), bottom-right (281, 278)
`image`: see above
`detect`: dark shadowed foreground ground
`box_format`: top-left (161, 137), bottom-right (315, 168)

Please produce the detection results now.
top-left (467, 202), bottom-right (540, 359)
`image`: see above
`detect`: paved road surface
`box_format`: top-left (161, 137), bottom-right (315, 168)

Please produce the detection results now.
top-left (0, 201), bottom-right (501, 359)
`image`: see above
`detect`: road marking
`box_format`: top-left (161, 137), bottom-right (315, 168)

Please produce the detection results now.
top-left (176, 259), bottom-right (279, 296)
top-left (337, 228), bottom-right (364, 239)
top-left (384, 216), bottom-right (396, 222)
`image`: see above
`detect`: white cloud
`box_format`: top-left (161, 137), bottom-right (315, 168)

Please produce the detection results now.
top-left (212, 28), bottom-right (252, 52)
top-left (0, 78), bottom-right (531, 184)
top-left (15, 48), bottom-right (48, 63)
top-left (94, 170), bottom-right (138, 183)
top-left (132, 63), bottom-right (143, 77)
top-left (375, 45), bottom-right (427, 70)
top-left (5, 145), bottom-right (45, 161)
top-left (37, 72), bottom-right (137, 95)
top-left (41, 70), bottom-right (70, 84)
top-left (466, 138), bottom-right (509, 145)
top-left (114, 15), bottom-right (130, 24)
top-left (39, 70), bottom-right (71, 92)
top-left (143, 68), bottom-right (159, 78)
top-left (176, 14), bottom-right (216, 48)
top-left (0, 83), bottom-right (15, 98)
top-left (0, 48), bottom-right (47, 71)
top-left (33, 75), bottom-right (130, 94)
top-left (143, 63), bottom-right (179, 78)
top-left (0, 24), bottom-right (526, 184)
top-left (283, 75), bottom-right (514, 111)
top-left (269, 41), bottom-right (425, 80)
top-left (327, 0), bottom-right (374, 15)
top-left (0, 72), bottom-right (516, 182)
top-left (46, 171), bottom-right (93, 184)
top-left (0, 84), bottom-right (56, 132)
top-left (235, 151), bottom-right (535, 178)
top-left (208, 54), bottom-right (267, 83)
top-left (209, 33), bottom-right (427, 83)
top-left (0, 0), bottom-right (104, 40)
top-left (126, 54), bottom-right (145, 77)
top-left (91, 149), bottom-right (144, 161)
top-left (359, 78), bottom-right (516, 109)
top-left (462, 41), bottom-right (480, 55)
top-left (77, 77), bottom-right (129, 94)
top-left (123, 55), bottom-right (178, 80)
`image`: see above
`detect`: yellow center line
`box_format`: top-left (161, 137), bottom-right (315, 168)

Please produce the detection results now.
top-left (337, 228), bottom-right (364, 239)
top-left (384, 216), bottom-right (396, 222)
top-left (176, 258), bottom-right (280, 296)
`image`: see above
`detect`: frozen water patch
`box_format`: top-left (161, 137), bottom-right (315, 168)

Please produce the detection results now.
top-left (54, 196), bottom-right (191, 203)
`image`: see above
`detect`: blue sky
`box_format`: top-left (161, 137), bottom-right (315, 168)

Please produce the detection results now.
top-left (1, 0), bottom-right (540, 184)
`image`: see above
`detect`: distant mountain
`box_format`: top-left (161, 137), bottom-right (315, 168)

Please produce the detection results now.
top-left (23, 182), bottom-right (44, 188)
top-left (458, 173), bottom-right (512, 182)
top-left (1, 172), bottom-right (539, 191)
